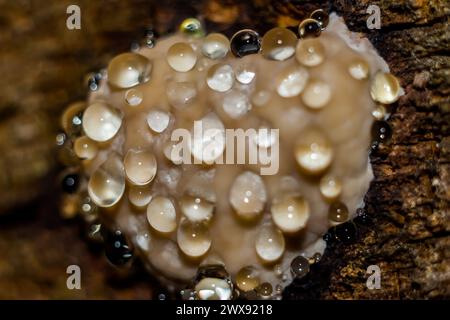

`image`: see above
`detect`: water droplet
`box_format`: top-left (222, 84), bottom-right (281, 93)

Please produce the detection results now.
top-left (147, 109), bottom-right (170, 133)
top-left (79, 193), bottom-right (98, 223)
top-left (236, 266), bottom-right (260, 292)
top-left (370, 72), bottom-right (401, 104)
top-left (82, 102), bottom-right (122, 142)
top-left (372, 104), bottom-right (387, 120)
top-left (166, 80), bottom-right (197, 109)
top-left (230, 29), bottom-right (261, 57)
top-left (179, 195), bottom-right (214, 222)
top-left (298, 18), bottom-right (321, 38)
top-left (252, 90), bottom-right (271, 107)
top-left (371, 120), bottom-right (392, 144)
top-left (177, 218), bottom-right (211, 258)
top-left (222, 89), bottom-right (251, 119)
top-left (328, 201), bottom-right (349, 223)
top-left (261, 27), bottom-right (297, 61)
top-left (271, 195), bottom-right (310, 233)
top-left (180, 18), bottom-right (205, 38)
top-left (125, 88), bottom-right (143, 106)
top-left (310, 9), bottom-right (329, 29)
top-left (167, 42), bottom-right (197, 72)
top-left (61, 102), bottom-right (85, 137)
top-left (189, 113), bottom-right (225, 164)
top-left (202, 33), bottom-right (229, 59)
top-left (206, 63), bottom-right (234, 92)
top-left (128, 186), bottom-right (152, 208)
top-left (107, 53), bottom-right (152, 88)
top-left (290, 255), bottom-right (310, 278)
top-left (74, 136), bottom-right (98, 160)
top-left (235, 62), bottom-right (256, 84)
top-left (295, 128), bottom-right (333, 175)
top-left (146, 196), bottom-right (177, 234)
top-left (319, 174), bottom-right (342, 200)
top-left (276, 66), bottom-right (309, 98)
top-left (61, 173), bottom-right (80, 194)
top-left (295, 38), bottom-right (325, 67)
top-left (88, 153), bottom-right (125, 207)
top-left (229, 171), bottom-right (267, 220)
top-left (348, 59), bottom-right (369, 80)
top-left (301, 79), bottom-right (331, 109)
top-left (334, 222), bottom-right (357, 244)
top-left (124, 149), bottom-right (157, 186)
top-left (255, 224), bottom-right (285, 262)
top-left (256, 282), bottom-right (273, 297)
top-left (104, 229), bottom-right (133, 266)
top-left (195, 277), bottom-right (232, 300)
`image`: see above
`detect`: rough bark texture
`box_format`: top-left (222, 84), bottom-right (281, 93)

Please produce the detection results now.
top-left (0, 0), bottom-right (448, 299)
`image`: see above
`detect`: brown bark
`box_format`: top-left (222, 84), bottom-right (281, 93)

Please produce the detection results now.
top-left (0, 0), bottom-right (448, 299)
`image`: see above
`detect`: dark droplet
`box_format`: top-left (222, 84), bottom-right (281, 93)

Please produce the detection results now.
top-left (230, 29), bottom-right (261, 57)
top-left (371, 120), bottom-right (392, 144)
top-left (310, 9), bottom-right (329, 29)
top-left (103, 229), bottom-right (133, 266)
top-left (334, 222), bottom-right (357, 244)
top-left (298, 19), bottom-right (321, 38)
top-left (290, 255), bottom-right (310, 279)
top-left (61, 173), bottom-right (79, 193)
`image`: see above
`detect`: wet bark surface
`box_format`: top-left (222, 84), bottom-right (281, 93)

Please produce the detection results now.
top-left (0, 0), bottom-right (448, 299)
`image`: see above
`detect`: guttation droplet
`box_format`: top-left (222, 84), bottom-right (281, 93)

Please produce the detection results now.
top-left (290, 255), bottom-right (310, 279)
top-left (202, 33), bottom-right (229, 59)
top-left (261, 27), bottom-right (297, 61)
top-left (271, 195), bottom-right (310, 233)
top-left (295, 128), bottom-right (333, 175)
top-left (124, 149), bottom-right (157, 186)
top-left (256, 282), bottom-right (273, 297)
top-left (107, 52), bottom-right (152, 89)
top-left (296, 38), bottom-right (325, 67)
top-left (276, 66), bottom-right (309, 98)
top-left (74, 136), bottom-right (98, 160)
top-left (177, 218), bottom-right (212, 258)
top-left (236, 266), bottom-right (260, 292)
top-left (88, 153), bottom-right (125, 207)
top-left (328, 201), bottom-right (349, 223)
top-left (195, 277), bottom-right (232, 300)
top-left (179, 195), bottom-right (214, 222)
top-left (128, 186), bottom-right (152, 208)
top-left (147, 109), bottom-right (170, 133)
top-left (298, 18), bottom-right (322, 38)
top-left (370, 72), bottom-right (401, 104)
top-left (206, 63), bottom-right (234, 92)
top-left (222, 89), bottom-right (251, 119)
top-left (255, 224), bottom-right (285, 262)
top-left (301, 79), bottom-right (332, 109)
top-left (235, 62), bottom-right (256, 84)
top-left (125, 89), bottom-right (143, 106)
top-left (167, 42), bottom-right (197, 72)
top-left (166, 80), bottom-right (197, 109)
top-left (180, 18), bottom-right (205, 38)
top-left (146, 196), bottom-right (177, 234)
top-left (104, 229), bottom-right (133, 266)
top-left (319, 174), bottom-right (342, 200)
top-left (82, 102), bottom-right (122, 142)
top-left (230, 29), bottom-right (261, 58)
top-left (310, 9), bottom-right (329, 29)
top-left (61, 101), bottom-right (85, 136)
top-left (348, 59), bottom-right (369, 80)
top-left (229, 171), bottom-right (267, 220)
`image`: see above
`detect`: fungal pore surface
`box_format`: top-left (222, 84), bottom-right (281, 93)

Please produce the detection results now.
top-left (60, 13), bottom-right (402, 299)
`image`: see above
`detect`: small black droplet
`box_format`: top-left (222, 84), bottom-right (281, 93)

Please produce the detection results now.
top-left (334, 222), bottom-right (357, 244)
top-left (371, 120), bottom-right (392, 144)
top-left (104, 229), bottom-right (133, 266)
top-left (298, 18), bottom-right (321, 38)
top-left (354, 208), bottom-right (372, 225)
top-left (310, 9), bottom-right (329, 29)
top-left (230, 29), bottom-right (261, 57)
top-left (61, 173), bottom-right (79, 193)
top-left (290, 256), bottom-right (310, 279)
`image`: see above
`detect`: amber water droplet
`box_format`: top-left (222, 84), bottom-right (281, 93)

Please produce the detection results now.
top-left (295, 38), bottom-right (325, 67)
top-left (276, 66), bottom-right (309, 98)
top-left (180, 18), bottom-right (205, 38)
top-left (180, 195), bottom-right (214, 222)
top-left (298, 19), bottom-right (321, 38)
top-left (370, 72), bottom-right (401, 104)
top-left (147, 109), bottom-right (170, 133)
top-left (107, 53), bottom-right (152, 88)
top-left (319, 174), bottom-right (342, 200)
top-left (229, 171), bottom-right (267, 220)
top-left (88, 153), bottom-right (125, 207)
top-left (146, 196), bottom-right (177, 234)
top-left (61, 101), bottom-right (85, 136)
top-left (222, 89), bottom-right (251, 119)
top-left (348, 59), bottom-right (369, 80)
top-left (195, 278), bottom-right (232, 300)
top-left (372, 104), bottom-right (387, 120)
top-left (74, 136), bottom-right (98, 160)
top-left (167, 42), bottom-right (197, 72)
top-left (128, 186), bottom-right (152, 208)
top-left (236, 266), bottom-right (260, 292)
top-left (206, 63), bottom-right (234, 92)
top-left (261, 27), bottom-right (297, 61)
top-left (256, 282), bottom-right (273, 297)
top-left (302, 79), bottom-right (331, 109)
top-left (82, 102), bottom-right (122, 142)
top-left (328, 201), bottom-right (349, 223)
top-left (202, 33), bottom-right (229, 59)
top-left (310, 9), bottom-right (329, 29)
top-left (290, 255), bottom-right (310, 278)
top-left (124, 149), bottom-right (157, 186)
top-left (255, 224), bottom-right (285, 262)
top-left (230, 29), bottom-right (261, 57)
top-left (295, 128), bottom-right (333, 175)
top-left (125, 89), bottom-right (143, 106)
top-left (177, 219), bottom-right (211, 258)
top-left (271, 195), bottom-right (310, 233)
